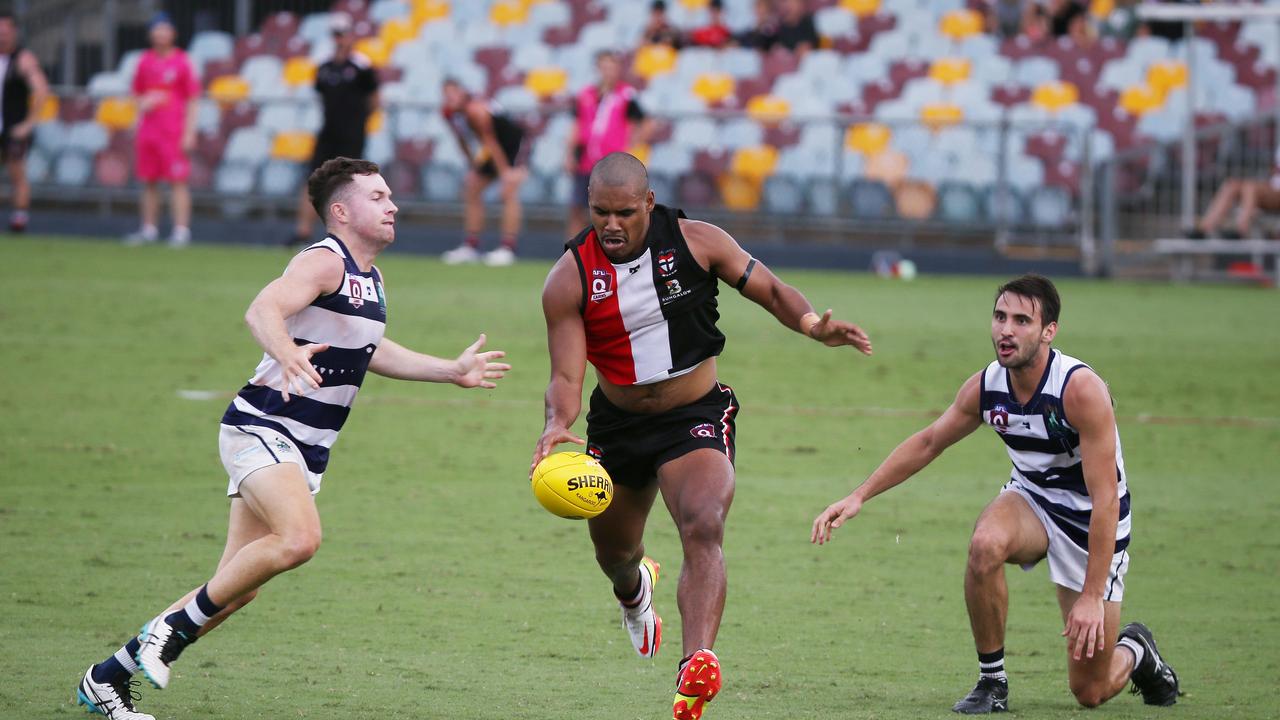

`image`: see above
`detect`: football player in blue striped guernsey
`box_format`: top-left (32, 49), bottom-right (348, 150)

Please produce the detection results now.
top-left (812, 274), bottom-right (1180, 714)
top-left (74, 158), bottom-right (511, 720)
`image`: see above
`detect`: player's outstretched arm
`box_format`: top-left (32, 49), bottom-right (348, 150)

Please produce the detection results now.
top-left (532, 255), bottom-right (588, 474)
top-left (1060, 368), bottom-right (1121, 661)
top-left (244, 249), bottom-right (345, 401)
top-left (368, 334), bottom-right (510, 387)
top-left (681, 220), bottom-right (872, 354)
top-left (811, 372), bottom-right (984, 545)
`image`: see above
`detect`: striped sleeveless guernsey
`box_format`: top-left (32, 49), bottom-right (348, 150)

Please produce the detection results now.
top-left (566, 205), bottom-right (725, 386)
top-left (221, 235), bottom-right (387, 480)
top-left (980, 349), bottom-right (1131, 553)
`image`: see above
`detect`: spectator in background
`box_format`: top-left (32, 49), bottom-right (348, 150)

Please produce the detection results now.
top-left (564, 50), bottom-right (652, 237)
top-left (643, 0), bottom-right (682, 48)
top-left (775, 0), bottom-right (820, 56)
top-left (0, 13), bottom-right (48, 233)
top-left (1187, 146), bottom-right (1280, 240)
top-left (289, 12), bottom-right (379, 246)
top-left (126, 13), bottom-right (199, 247)
top-left (1022, 3), bottom-right (1050, 43)
top-left (736, 0), bottom-right (779, 50)
top-left (440, 79), bottom-right (527, 267)
top-left (1098, 0), bottom-right (1145, 40)
top-left (1048, 0), bottom-right (1087, 39)
top-left (987, 0), bottom-right (1028, 40)
top-left (689, 0), bottom-right (733, 49)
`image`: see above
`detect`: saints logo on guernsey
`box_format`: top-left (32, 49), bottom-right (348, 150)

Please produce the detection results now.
top-left (980, 349), bottom-right (1131, 595)
top-left (567, 205), bottom-right (725, 385)
top-left (221, 235), bottom-right (387, 487)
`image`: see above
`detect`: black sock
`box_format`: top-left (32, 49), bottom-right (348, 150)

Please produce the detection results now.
top-left (164, 584), bottom-right (224, 639)
top-left (91, 636), bottom-right (142, 684)
top-left (615, 571), bottom-right (644, 607)
top-left (979, 648), bottom-right (1007, 682)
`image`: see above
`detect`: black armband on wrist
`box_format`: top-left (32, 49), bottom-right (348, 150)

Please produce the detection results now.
top-left (735, 258), bottom-right (757, 291)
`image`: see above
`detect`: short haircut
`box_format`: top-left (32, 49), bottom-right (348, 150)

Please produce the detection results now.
top-left (651, 0), bottom-right (666, 11)
top-left (994, 273), bottom-right (1060, 326)
top-left (308, 157), bottom-right (380, 220)
top-left (588, 151), bottom-right (649, 195)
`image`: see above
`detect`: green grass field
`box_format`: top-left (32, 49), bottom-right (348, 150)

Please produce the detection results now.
top-left (2, 237), bottom-right (1278, 719)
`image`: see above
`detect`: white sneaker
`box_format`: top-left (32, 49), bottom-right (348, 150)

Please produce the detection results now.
top-left (620, 556), bottom-right (662, 659)
top-left (442, 244), bottom-right (481, 265)
top-left (167, 227), bottom-right (191, 248)
top-left (122, 228), bottom-right (158, 247)
top-left (483, 246), bottom-right (516, 266)
top-left (76, 666), bottom-right (156, 719)
top-left (135, 615), bottom-right (194, 689)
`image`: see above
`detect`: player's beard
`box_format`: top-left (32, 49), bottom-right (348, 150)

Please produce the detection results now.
top-left (993, 338), bottom-right (1037, 369)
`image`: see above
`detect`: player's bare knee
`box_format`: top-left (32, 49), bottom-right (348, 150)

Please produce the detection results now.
top-left (678, 508), bottom-right (726, 548)
top-left (966, 528), bottom-right (1009, 573)
top-left (594, 545), bottom-right (641, 578)
top-left (278, 528), bottom-right (322, 569)
top-left (1069, 681), bottom-right (1106, 708)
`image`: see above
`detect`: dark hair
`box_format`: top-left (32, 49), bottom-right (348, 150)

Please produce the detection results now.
top-left (651, 0), bottom-right (667, 12)
top-left (994, 273), bottom-right (1060, 325)
top-left (308, 157), bottom-right (380, 219)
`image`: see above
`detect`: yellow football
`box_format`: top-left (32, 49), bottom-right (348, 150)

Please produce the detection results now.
top-left (531, 451), bottom-right (613, 519)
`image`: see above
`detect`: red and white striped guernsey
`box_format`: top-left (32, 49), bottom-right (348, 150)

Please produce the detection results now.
top-left (566, 205), bottom-right (726, 386)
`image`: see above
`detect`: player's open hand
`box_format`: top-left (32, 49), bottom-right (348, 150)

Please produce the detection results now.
top-left (809, 309), bottom-right (873, 355)
top-left (1063, 594), bottom-right (1107, 662)
top-left (454, 333), bottom-right (511, 389)
top-left (278, 342), bottom-right (329, 402)
top-left (530, 426), bottom-right (586, 477)
top-left (811, 494), bottom-right (864, 545)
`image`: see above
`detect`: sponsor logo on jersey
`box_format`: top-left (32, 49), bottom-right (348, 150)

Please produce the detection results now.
top-left (690, 422), bottom-right (716, 439)
top-left (658, 250), bottom-right (677, 276)
top-left (990, 405), bottom-right (1010, 433)
top-left (590, 269), bottom-right (615, 302)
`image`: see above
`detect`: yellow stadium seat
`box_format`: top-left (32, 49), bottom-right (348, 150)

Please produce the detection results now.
top-left (366, 109), bottom-right (384, 135)
top-left (691, 73), bottom-right (735, 105)
top-left (490, 0), bottom-right (529, 26)
top-left (629, 143), bottom-right (650, 165)
top-left (731, 145), bottom-right (778, 181)
top-left (282, 57), bottom-right (316, 87)
top-left (36, 94), bottom-right (59, 122)
top-left (720, 174), bottom-right (762, 211)
top-left (921, 102), bottom-right (964, 128)
top-left (380, 18), bottom-right (416, 49)
top-left (209, 75), bottom-right (250, 104)
top-left (940, 9), bottom-right (983, 40)
top-left (1031, 81), bottom-right (1079, 112)
top-left (1090, 0), bottom-right (1114, 19)
top-left (633, 44), bottom-right (677, 80)
top-left (680, 0), bottom-right (711, 8)
top-left (1119, 84), bottom-right (1164, 115)
top-left (525, 66), bottom-right (568, 99)
top-left (840, 0), bottom-right (881, 18)
top-left (746, 94), bottom-right (790, 123)
top-left (271, 131), bottom-right (316, 162)
top-left (929, 58), bottom-right (971, 85)
top-left (1147, 61), bottom-right (1187, 97)
top-left (412, 0), bottom-right (450, 26)
top-left (95, 97), bottom-right (137, 131)
top-left (846, 122), bottom-right (891, 156)
top-left (865, 149), bottom-right (908, 187)
top-left (354, 38), bottom-right (391, 68)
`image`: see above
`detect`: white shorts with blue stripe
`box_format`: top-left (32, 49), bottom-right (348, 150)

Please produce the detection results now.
top-left (219, 424), bottom-right (323, 497)
top-left (1002, 479), bottom-right (1129, 602)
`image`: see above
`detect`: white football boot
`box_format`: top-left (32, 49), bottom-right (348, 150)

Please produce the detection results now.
top-left (135, 615), bottom-right (194, 689)
top-left (76, 666), bottom-right (155, 720)
top-left (441, 244), bottom-right (481, 264)
top-left (620, 556), bottom-right (662, 659)
top-left (482, 246), bottom-right (516, 266)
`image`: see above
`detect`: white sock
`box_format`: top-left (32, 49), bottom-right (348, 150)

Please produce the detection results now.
top-left (1118, 637), bottom-right (1145, 669)
top-left (171, 226), bottom-right (191, 240)
top-left (140, 224), bottom-right (158, 240)
top-left (112, 645), bottom-right (139, 675)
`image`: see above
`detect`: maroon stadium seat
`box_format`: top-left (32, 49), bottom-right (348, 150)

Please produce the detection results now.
top-left (94, 150), bottom-right (131, 188)
top-left (261, 12), bottom-right (300, 42)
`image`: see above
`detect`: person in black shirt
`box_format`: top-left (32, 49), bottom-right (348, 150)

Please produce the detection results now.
top-left (440, 79), bottom-right (528, 267)
top-left (0, 13), bottom-right (47, 233)
top-left (735, 0), bottom-right (779, 51)
top-left (290, 12), bottom-right (379, 246)
top-left (775, 0), bottom-right (819, 56)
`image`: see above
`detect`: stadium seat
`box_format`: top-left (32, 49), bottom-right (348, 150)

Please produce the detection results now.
top-left (730, 145), bottom-right (778, 181)
top-left (807, 176), bottom-right (841, 215)
top-left (370, 0), bottom-right (411, 24)
top-left (66, 122), bottom-right (109, 154)
top-left (648, 142), bottom-right (695, 176)
top-left (1031, 81), bottom-right (1080, 112)
top-left (677, 172), bottom-right (719, 208)
top-left (929, 58), bottom-right (971, 85)
top-left (87, 71), bottom-right (129, 99)
top-left (354, 38), bottom-right (393, 68)
top-left (935, 181), bottom-right (984, 223)
top-left (422, 164), bottom-right (463, 202)
top-left (840, 0), bottom-right (881, 16)
top-left (25, 148), bottom-right (50, 183)
top-left (920, 102), bottom-right (963, 129)
top-left (720, 173), bottom-right (762, 211)
top-left (209, 75), bottom-right (251, 105)
top-left (215, 162), bottom-right (257, 195)
top-left (720, 118), bottom-right (764, 150)
top-left (763, 175), bottom-right (806, 214)
top-left (270, 131), bottom-right (315, 162)
top-left (983, 184), bottom-right (1028, 225)
top-left (939, 9), bottom-right (983, 40)
top-left (1146, 60), bottom-right (1188, 97)
top-left (746, 95), bottom-right (790, 124)
top-left (258, 101), bottom-right (299, 134)
top-left (259, 160), bottom-right (302, 197)
top-left (94, 98), bottom-right (136, 132)
top-left (1014, 56), bottom-right (1060, 87)
top-left (226, 127), bottom-right (272, 165)
top-left (282, 57), bottom-right (317, 87)
top-left (692, 73), bottom-right (735, 105)
top-left (494, 85), bottom-right (539, 114)
top-left (525, 66), bottom-right (569, 99)
top-left (848, 178), bottom-right (895, 219)
top-left (815, 6), bottom-right (858, 40)
top-left (1027, 185), bottom-right (1073, 227)
top-left (188, 31), bottom-right (235, 73)
top-left (1119, 84), bottom-right (1164, 116)
top-left (53, 151), bottom-right (93, 186)
top-left (634, 44), bottom-right (678, 80)
top-left (673, 117), bottom-right (719, 150)
top-left (894, 179), bottom-right (937, 220)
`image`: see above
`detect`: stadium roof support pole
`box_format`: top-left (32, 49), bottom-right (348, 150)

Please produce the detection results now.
top-left (1137, 4), bottom-right (1280, 232)
top-left (235, 0), bottom-right (252, 38)
top-left (103, 0), bottom-right (117, 81)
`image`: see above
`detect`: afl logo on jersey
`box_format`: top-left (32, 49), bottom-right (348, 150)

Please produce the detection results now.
top-left (657, 250), bottom-right (677, 276)
top-left (348, 277), bottom-right (365, 308)
top-left (991, 405), bottom-right (1010, 433)
top-left (590, 269), bottom-right (614, 302)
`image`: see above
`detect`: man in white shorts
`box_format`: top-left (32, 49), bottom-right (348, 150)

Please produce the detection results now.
top-left (811, 274), bottom-right (1180, 714)
top-left (73, 157), bottom-right (511, 719)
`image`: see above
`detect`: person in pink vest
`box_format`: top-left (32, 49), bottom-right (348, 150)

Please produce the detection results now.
top-left (126, 13), bottom-right (199, 248)
top-left (564, 50), bottom-right (651, 236)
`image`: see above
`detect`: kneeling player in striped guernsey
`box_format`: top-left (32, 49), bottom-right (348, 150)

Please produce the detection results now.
top-left (812, 274), bottom-right (1180, 713)
top-left (532, 152), bottom-right (873, 719)
top-left (73, 158), bottom-right (511, 719)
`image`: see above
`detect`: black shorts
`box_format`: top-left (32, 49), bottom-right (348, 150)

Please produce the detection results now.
top-left (585, 382), bottom-right (740, 489)
top-left (0, 131), bottom-right (31, 163)
top-left (475, 132), bottom-right (526, 179)
top-left (309, 133), bottom-right (365, 172)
